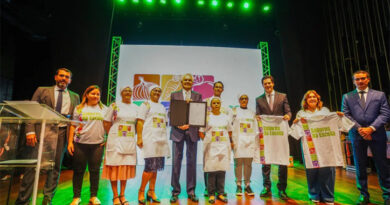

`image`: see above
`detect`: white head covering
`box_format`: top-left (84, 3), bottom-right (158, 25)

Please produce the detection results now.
top-left (237, 93), bottom-right (249, 100)
top-left (120, 86), bottom-right (132, 93)
top-left (148, 84), bottom-right (161, 94)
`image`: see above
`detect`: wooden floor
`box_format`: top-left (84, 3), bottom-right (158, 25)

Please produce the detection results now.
top-left (0, 163), bottom-right (384, 205)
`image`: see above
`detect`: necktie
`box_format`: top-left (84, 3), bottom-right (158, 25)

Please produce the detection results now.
top-left (268, 94), bottom-right (273, 111)
top-left (359, 91), bottom-right (365, 108)
top-left (56, 90), bottom-right (63, 113)
top-left (185, 91), bottom-right (191, 101)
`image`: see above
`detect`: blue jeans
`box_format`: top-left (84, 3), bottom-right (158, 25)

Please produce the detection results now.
top-left (306, 167), bottom-right (335, 202)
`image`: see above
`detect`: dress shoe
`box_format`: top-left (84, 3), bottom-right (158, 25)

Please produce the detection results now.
top-left (170, 195), bottom-right (178, 203)
top-left (42, 196), bottom-right (52, 205)
top-left (208, 195), bottom-right (215, 204)
top-left (188, 194), bottom-right (199, 202)
top-left (245, 186), bottom-right (254, 196)
top-left (88, 197), bottom-right (101, 205)
top-left (217, 194), bottom-right (228, 203)
top-left (147, 190), bottom-right (160, 203)
top-left (260, 188), bottom-right (272, 197)
top-left (356, 195), bottom-right (369, 205)
top-left (119, 195), bottom-right (130, 205)
top-left (236, 186), bottom-right (243, 196)
top-left (138, 191), bottom-right (146, 204)
top-left (69, 198), bottom-right (81, 205)
top-left (278, 190), bottom-right (289, 200)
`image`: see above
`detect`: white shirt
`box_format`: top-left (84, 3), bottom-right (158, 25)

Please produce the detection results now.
top-left (356, 87), bottom-right (369, 101)
top-left (55, 85), bottom-right (71, 115)
top-left (182, 89), bottom-right (192, 100)
top-left (290, 111), bottom-right (355, 168)
top-left (265, 90), bottom-right (275, 106)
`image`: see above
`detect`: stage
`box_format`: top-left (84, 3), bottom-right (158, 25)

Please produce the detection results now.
top-left (1, 163), bottom-right (384, 205)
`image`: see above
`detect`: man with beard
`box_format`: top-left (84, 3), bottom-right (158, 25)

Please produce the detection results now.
top-left (16, 68), bottom-right (80, 205)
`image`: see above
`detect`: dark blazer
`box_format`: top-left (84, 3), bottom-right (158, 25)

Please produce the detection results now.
top-left (342, 89), bottom-right (390, 141)
top-left (26, 86), bottom-right (80, 135)
top-left (255, 91), bottom-right (292, 117)
top-left (169, 89), bottom-right (202, 142)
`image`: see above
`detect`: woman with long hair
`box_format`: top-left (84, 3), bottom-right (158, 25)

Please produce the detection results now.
top-left (67, 85), bottom-right (107, 205)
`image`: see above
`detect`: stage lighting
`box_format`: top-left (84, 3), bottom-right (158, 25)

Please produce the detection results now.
top-left (132, 0), bottom-right (139, 3)
top-left (197, 0), bottom-right (205, 6)
top-left (243, 1), bottom-right (250, 9)
top-left (174, 0), bottom-right (181, 4)
top-left (211, 0), bottom-right (219, 7)
top-left (227, 1), bottom-right (234, 8)
top-left (146, 0), bottom-right (153, 3)
top-left (160, 0), bottom-right (166, 4)
top-left (262, 4), bottom-right (271, 12)
top-left (118, 0), bottom-right (125, 3)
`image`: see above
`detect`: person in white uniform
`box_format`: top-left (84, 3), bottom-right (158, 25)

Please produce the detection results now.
top-left (199, 97), bottom-right (232, 204)
top-left (136, 85), bottom-right (170, 204)
top-left (204, 81), bottom-right (229, 197)
top-left (292, 90), bottom-right (345, 204)
top-left (102, 86), bottom-right (138, 205)
top-left (231, 94), bottom-right (259, 196)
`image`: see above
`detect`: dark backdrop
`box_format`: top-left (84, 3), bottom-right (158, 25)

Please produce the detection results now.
top-left (1, 0), bottom-right (330, 161)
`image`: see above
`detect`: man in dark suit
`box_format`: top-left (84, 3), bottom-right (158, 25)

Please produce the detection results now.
top-left (169, 73), bottom-right (202, 203)
top-left (255, 75), bottom-right (291, 200)
top-left (341, 70), bottom-right (390, 205)
top-left (16, 68), bottom-right (80, 205)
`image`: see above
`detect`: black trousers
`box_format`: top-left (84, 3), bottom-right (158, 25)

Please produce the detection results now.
top-left (72, 143), bottom-right (103, 198)
top-left (262, 164), bottom-right (287, 191)
top-left (207, 171), bottom-right (225, 196)
top-left (15, 127), bottom-right (68, 205)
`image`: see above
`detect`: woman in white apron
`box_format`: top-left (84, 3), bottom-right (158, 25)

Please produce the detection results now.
top-left (231, 94), bottom-right (259, 196)
top-left (293, 90), bottom-right (344, 204)
top-left (136, 85), bottom-right (170, 204)
top-left (102, 86), bottom-right (138, 205)
top-left (199, 97), bottom-right (232, 204)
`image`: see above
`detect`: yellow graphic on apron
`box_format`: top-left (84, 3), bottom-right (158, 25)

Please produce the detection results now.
top-left (240, 123), bottom-right (254, 133)
top-left (118, 124), bottom-right (134, 137)
top-left (153, 117), bottom-right (166, 128)
top-left (211, 131), bottom-right (227, 142)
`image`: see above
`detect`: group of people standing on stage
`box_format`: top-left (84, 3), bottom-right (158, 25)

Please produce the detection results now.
top-left (14, 68), bottom-right (390, 205)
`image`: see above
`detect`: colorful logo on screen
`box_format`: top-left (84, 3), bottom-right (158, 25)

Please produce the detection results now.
top-left (132, 74), bottom-right (215, 110)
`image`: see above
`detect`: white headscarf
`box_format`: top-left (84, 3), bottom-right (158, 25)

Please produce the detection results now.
top-left (237, 93), bottom-right (249, 100)
top-left (148, 85), bottom-right (161, 94)
top-left (120, 85), bottom-right (132, 93)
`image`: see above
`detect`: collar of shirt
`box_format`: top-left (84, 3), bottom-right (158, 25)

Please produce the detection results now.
top-left (265, 90), bottom-right (275, 97)
top-left (55, 85), bottom-right (68, 93)
top-left (356, 87), bottom-right (369, 93)
top-left (182, 89), bottom-right (191, 97)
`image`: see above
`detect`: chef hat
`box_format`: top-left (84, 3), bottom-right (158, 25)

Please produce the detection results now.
top-left (210, 96), bottom-right (221, 103)
top-left (148, 84), bottom-right (161, 93)
top-left (119, 86), bottom-right (132, 93)
top-left (237, 93), bottom-right (249, 100)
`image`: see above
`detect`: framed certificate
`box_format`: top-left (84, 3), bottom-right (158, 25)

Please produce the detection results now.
top-left (169, 100), bottom-right (207, 127)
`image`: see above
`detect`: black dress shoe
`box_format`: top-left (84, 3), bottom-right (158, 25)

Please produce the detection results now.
top-left (278, 190), bottom-right (289, 200)
top-left (356, 195), bottom-right (369, 205)
top-left (217, 194), bottom-right (228, 203)
top-left (170, 195), bottom-right (178, 203)
top-left (188, 194), bottom-right (199, 202)
top-left (260, 188), bottom-right (271, 197)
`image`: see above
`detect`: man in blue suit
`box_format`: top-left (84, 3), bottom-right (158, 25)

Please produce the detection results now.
top-left (342, 70), bottom-right (390, 205)
top-left (169, 73), bottom-right (202, 203)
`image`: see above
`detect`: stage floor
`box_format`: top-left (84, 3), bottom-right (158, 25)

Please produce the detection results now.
top-left (1, 163), bottom-right (384, 204)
